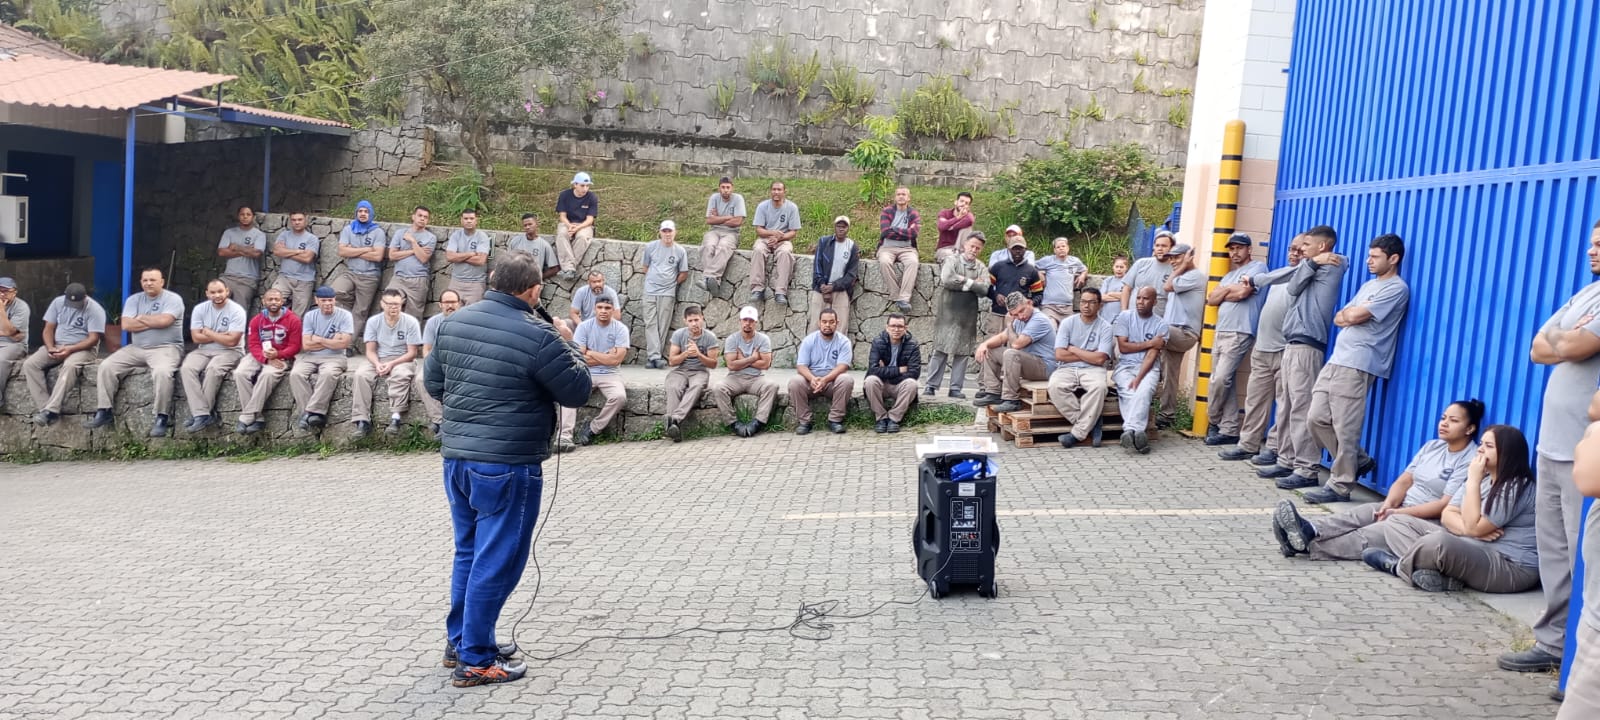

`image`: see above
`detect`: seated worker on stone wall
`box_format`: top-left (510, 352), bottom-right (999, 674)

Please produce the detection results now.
top-left (662, 304), bottom-right (719, 442)
top-left (1274, 399), bottom-right (1484, 560)
top-left (1111, 286), bottom-right (1167, 455)
top-left (349, 289), bottom-right (423, 437)
top-left (787, 307), bottom-right (854, 435)
top-left (85, 267), bottom-right (185, 437)
top-left (557, 295), bottom-right (629, 449)
top-left (1361, 424), bottom-right (1541, 594)
top-left (714, 306), bottom-right (778, 438)
top-left (975, 292), bottom-right (1056, 412)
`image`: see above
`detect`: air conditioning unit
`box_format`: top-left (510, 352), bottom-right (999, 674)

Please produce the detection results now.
top-left (0, 195), bottom-right (27, 245)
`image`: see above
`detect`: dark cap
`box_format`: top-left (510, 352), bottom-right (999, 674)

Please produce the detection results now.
top-left (64, 282), bottom-right (87, 301)
top-left (1226, 233), bottom-right (1252, 247)
top-left (314, 285), bottom-right (337, 299)
top-left (0, 277), bottom-right (15, 290)
top-left (1166, 243), bottom-right (1193, 257)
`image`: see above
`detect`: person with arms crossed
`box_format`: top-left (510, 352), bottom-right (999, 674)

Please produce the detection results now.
top-left (810, 216), bottom-right (860, 333)
top-left (699, 177), bottom-right (746, 294)
top-left (290, 286), bottom-right (354, 433)
top-left (216, 205), bottom-right (266, 312)
top-left (1112, 286), bottom-right (1168, 455)
top-left (270, 211), bottom-right (319, 315)
top-left (387, 206), bottom-right (436, 319)
top-left (444, 210), bottom-right (491, 305)
top-left (332, 200), bottom-right (387, 329)
top-left (924, 233), bottom-right (989, 399)
top-left (554, 172), bottom-right (599, 279)
top-left (876, 186), bottom-right (921, 313)
top-left (1202, 233), bottom-right (1269, 446)
top-left (864, 313), bottom-right (921, 434)
top-left (85, 268), bottom-right (186, 437)
top-left (179, 279), bottom-right (247, 432)
top-left (714, 306), bottom-right (779, 438)
top-left (749, 181), bottom-right (800, 306)
top-left (350, 289), bottom-right (423, 437)
top-left (1219, 235), bottom-right (1305, 465)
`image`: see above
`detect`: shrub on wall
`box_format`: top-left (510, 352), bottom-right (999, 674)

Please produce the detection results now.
top-left (999, 143), bottom-right (1163, 236)
top-left (844, 115), bottom-right (903, 205)
top-left (894, 76), bottom-right (996, 141)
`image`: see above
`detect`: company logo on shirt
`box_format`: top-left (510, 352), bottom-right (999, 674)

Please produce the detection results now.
top-left (70, 316), bottom-right (85, 329)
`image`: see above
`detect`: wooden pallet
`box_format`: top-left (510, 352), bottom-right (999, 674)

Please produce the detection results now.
top-left (999, 420), bottom-right (1076, 448)
top-left (990, 380), bottom-right (1127, 446)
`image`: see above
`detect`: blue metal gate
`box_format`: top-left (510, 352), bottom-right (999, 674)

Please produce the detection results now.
top-left (1272, 0), bottom-right (1600, 492)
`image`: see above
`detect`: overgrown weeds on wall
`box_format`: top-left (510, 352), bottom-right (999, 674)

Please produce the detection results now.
top-left (746, 36), bottom-right (821, 103)
top-left (998, 143), bottom-right (1165, 237)
top-left (894, 76), bottom-right (996, 141)
top-left (843, 115), bottom-right (903, 205)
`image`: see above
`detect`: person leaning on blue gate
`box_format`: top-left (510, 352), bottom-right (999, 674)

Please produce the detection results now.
top-left (423, 252), bottom-right (592, 687)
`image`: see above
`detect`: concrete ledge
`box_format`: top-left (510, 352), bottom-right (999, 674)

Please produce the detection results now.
top-left (0, 363), bottom-right (974, 458)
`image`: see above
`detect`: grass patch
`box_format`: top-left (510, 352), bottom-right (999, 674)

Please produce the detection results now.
top-left (341, 165), bottom-right (1179, 273)
top-left (2, 425), bottom-right (440, 465)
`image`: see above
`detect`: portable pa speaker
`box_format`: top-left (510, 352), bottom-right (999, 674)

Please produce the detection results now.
top-left (911, 452), bottom-right (1000, 598)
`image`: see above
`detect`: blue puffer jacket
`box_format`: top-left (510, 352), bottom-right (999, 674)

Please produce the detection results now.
top-left (424, 290), bottom-right (592, 464)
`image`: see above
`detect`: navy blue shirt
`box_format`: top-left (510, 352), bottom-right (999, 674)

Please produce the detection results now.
top-left (556, 188), bottom-right (598, 225)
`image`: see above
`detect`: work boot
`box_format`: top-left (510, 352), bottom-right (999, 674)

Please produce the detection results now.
top-left (83, 408), bottom-right (113, 429)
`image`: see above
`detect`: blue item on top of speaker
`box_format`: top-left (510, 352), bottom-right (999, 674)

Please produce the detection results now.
top-left (949, 457), bottom-right (998, 482)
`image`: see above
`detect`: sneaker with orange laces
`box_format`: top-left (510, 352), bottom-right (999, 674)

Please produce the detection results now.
top-left (451, 658), bottom-right (527, 687)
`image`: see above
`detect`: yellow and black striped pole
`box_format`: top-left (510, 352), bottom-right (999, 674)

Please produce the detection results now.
top-left (1191, 119), bottom-right (1245, 435)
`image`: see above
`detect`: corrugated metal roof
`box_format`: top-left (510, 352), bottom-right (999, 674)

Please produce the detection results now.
top-left (0, 53), bottom-right (233, 111)
top-left (0, 23), bottom-right (84, 61)
top-left (175, 93), bottom-right (350, 129)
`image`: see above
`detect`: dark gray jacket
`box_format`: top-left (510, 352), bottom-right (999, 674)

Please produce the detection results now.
top-left (424, 290), bottom-right (592, 464)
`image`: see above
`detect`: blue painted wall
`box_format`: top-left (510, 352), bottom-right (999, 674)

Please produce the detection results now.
top-left (1272, 0), bottom-right (1600, 492)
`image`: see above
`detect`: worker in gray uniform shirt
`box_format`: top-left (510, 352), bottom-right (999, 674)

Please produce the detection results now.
top-left (1501, 219), bottom-right (1600, 676)
top-left (1157, 243), bottom-right (1206, 428)
top-left (1301, 234), bottom-right (1410, 504)
top-left (1250, 225), bottom-right (1346, 485)
top-left (1201, 234), bottom-right (1268, 447)
top-left (1220, 235), bottom-right (1305, 464)
top-left (1558, 387), bottom-right (1600, 715)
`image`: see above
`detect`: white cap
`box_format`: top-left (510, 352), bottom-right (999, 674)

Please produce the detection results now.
top-left (738, 306), bottom-right (759, 320)
top-left (659, 219), bottom-right (676, 231)
top-left (1004, 224), bottom-right (1023, 235)
top-left (572, 171), bottom-right (592, 185)
top-left (833, 215), bottom-right (851, 226)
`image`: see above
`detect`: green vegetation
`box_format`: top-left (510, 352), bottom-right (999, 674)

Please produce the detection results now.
top-left (1133, 70), bottom-right (1152, 94)
top-left (1070, 96), bottom-right (1107, 122)
top-left (342, 164), bottom-right (1176, 272)
top-left (364, 0), bottom-right (628, 189)
top-left (1167, 98), bottom-right (1192, 129)
top-left (1, 426), bottom-right (441, 465)
top-left (746, 36), bottom-right (822, 103)
top-left (816, 62), bottom-right (879, 125)
top-left (998, 143), bottom-right (1165, 238)
top-left (895, 76), bottom-right (997, 141)
top-left (710, 78), bottom-right (739, 116)
top-left (843, 115), bottom-right (903, 206)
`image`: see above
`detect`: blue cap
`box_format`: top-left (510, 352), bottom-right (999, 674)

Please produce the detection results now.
top-left (314, 285), bottom-right (337, 299)
top-left (572, 172), bottom-right (592, 185)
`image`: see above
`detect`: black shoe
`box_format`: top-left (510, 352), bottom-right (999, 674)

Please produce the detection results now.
top-left (748, 420), bottom-right (765, 436)
top-left (149, 414), bottom-right (171, 437)
top-left (1204, 433), bottom-right (1239, 446)
top-left (353, 420), bottom-right (372, 437)
top-left (750, 290), bottom-right (764, 303)
top-left (875, 419), bottom-right (887, 434)
top-left (885, 420), bottom-right (900, 433)
top-left (795, 422), bottom-right (813, 435)
top-left (948, 390), bottom-right (966, 399)
top-left (574, 423), bottom-right (594, 446)
top-left (1356, 452), bottom-right (1378, 478)
top-left (1273, 499), bottom-right (1314, 554)
top-left (451, 658), bottom-right (527, 688)
top-left (1411, 569), bottom-right (1464, 592)
top-left (242, 420), bottom-right (266, 436)
top-left (1257, 464), bottom-right (1295, 480)
top-left (992, 400), bottom-right (1024, 413)
top-left (443, 641), bottom-right (520, 669)
top-left (774, 293), bottom-right (788, 306)
top-left (665, 420), bottom-right (682, 442)
top-left (307, 412), bottom-right (327, 428)
top-left (234, 420), bottom-right (249, 434)
top-left (34, 410), bottom-right (58, 426)
top-left (182, 416), bottom-right (201, 433)
top-left (923, 385), bottom-right (937, 396)
top-left (1059, 433), bottom-right (1078, 449)
top-left (295, 413), bottom-right (310, 432)
top-left (894, 300), bottom-right (911, 313)
top-left (1361, 548), bottom-right (1400, 576)
top-left (1133, 430), bottom-right (1151, 454)
top-left (1272, 522), bottom-right (1296, 558)
top-left (386, 418), bottom-right (403, 436)
top-left (1090, 421), bottom-right (1103, 447)
top-left (1218, 447), bottom-right (1254, 461)
top-left (1250, 449), bottom-right (1279, 467)
top-left (552, 440), bottom-right (576, 454)
top-left (1276, 472), bottom-right (1321, 490)
top-left (1498, 648), bottom-right (1563, 673)
top-left (1302, 486), bottom-right (1350, 504)
top-left (828, 421), bottom-right (846, 434)
top-left (189, 414), bottom-right (217, 432)
top-left (84, 408), bottom-right (113, 429)
top-left (1120, 432), bottom-right (1135, 450)
top-left (972, 393), bottom-right (1000, 407)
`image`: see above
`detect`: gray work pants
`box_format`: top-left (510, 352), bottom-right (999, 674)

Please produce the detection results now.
top-left (864, 376), bottom-right (917, 422)
top-left (664, 368), bottom-right (710, 423)
top-left (289, 355), bottom-right (347, 416)
top-left (1279, 344), bottom-right (1325, 475)
top-left (1307, 502), bottom-right (1415, 561)
top-left (714, 373), bottom-right (778, 424)
top-left (1047, 366), bottom-right (1110, 441)
top-left (923, 351), bottom-right (971, 394)
top-left (24, 346), bottom-right (97, 414)
top-left (1309, 363), bottom-right (1375, 495)
top-left (787, 375), bottom-right (854, 424)
top-left (97, 345), bottom-right (182, 415)
top-left (1383, 514), bottom-right (1540, 593)
top-left (1534, 455), bottom-right (1587, 656)
top-left (180, 348), bottom-right (242, 416)
top-left (1209, 331), bottom-right (1253, 435)
top-left (643, 294), bottom-right (675, 362)
top-left (1239, 349), bottom-right (1283, 454)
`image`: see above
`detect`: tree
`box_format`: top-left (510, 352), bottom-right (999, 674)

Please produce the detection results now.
top-left (364, 0), bottom-right (628, 190)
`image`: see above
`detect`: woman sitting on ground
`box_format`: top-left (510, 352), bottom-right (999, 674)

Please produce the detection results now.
top-left (1361, 424), bottom-right (1539, 593)
top-left (1273, 399), bottom-right (1483, 560)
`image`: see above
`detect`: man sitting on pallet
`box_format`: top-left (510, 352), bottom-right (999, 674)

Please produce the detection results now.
top-left (1047, 287), bottom-right (1115, 448)
top-left (978, 292), bottom-right (1058, 414)
top-left (1113, 286), bottom-right (1168, 454)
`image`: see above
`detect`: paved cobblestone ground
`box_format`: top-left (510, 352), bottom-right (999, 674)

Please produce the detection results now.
top-left (0, 427), bottom-right (1559, 719)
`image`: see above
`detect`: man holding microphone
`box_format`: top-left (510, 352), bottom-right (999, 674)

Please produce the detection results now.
top-left (424, 252), bottom-right (592, 687)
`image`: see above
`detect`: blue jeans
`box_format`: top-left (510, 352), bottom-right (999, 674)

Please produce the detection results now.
top-left (443, 459), bottom-right (544, 667)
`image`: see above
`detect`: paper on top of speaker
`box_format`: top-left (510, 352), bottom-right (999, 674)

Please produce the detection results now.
top-left (916, 436), bottom-right (1001, 458)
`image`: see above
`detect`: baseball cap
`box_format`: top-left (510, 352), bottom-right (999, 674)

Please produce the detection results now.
top-left (1006, 235), bottom-right (1026, 249)
top-left (833, 215), bottom-right (851, 226)
top-left (1226, 233), bottom-right (1252, 247)
top-left (1004, 224), bottom-right (1022, 235)
top-left (659, 220), bottom-right (676, 231)
top-left (1166, 243), bottom-right (1193, 257)
top-left (0, 277), bottom-right (15, 290)
top-left (1005, 291), bottom-right (1030, 311)
top-left (314, 285), bottom-right (337, 299)
top-left (64, 282), bottom-right (87, 301)
top-left (1154, 228), bottom-right (1177, 241)
top-left (738, 306), bottom-right (759, 321)
top-left (572, 172), bottom-right (592, 185)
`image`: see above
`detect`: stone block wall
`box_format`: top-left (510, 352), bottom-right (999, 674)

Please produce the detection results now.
top-left (131, 126), bottom-right (433, 298)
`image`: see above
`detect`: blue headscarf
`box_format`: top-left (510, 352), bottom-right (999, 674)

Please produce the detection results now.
top-left (350, 200), bottom-right (378, 235)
